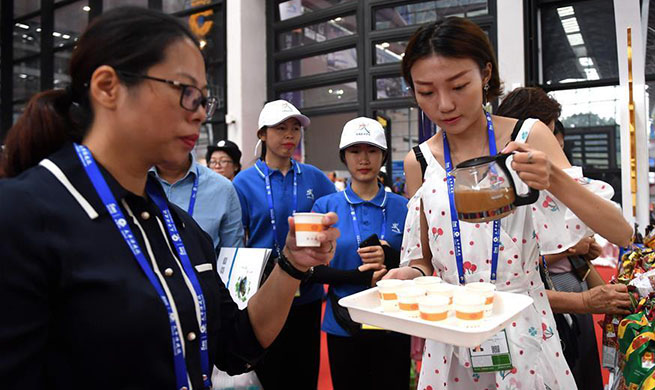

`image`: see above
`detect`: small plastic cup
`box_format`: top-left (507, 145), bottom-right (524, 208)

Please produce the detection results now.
top-left (376, 279), bottom-right (405, 312)
top-left (465, 282), bottom-right (496, 318)
top-left (418, 295), bottom-right (450, 322)
top-left (396, 287), bottom-right (426, 318)
top-left (454, 292), bottom-right (485, 328)
top-left (292, 212), bottom-right (325, 247)
top-left (413, 276), bottom-right (443, 287)
top-left (424, 282), bottom-right (456, 307)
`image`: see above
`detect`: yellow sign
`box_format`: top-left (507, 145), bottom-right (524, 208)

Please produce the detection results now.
top-left (189, 0), bottom-right (214, 38)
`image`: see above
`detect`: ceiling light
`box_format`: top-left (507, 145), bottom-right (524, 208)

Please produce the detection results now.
top-left (62, 34), bottom-right (71, 39)
top-left (19, 74), bottom-right (27, 79)
top-left (82, 6), bottom-right (91, 12)
top-left (52, 31), bottom-right (62, 37)
top-left (334, 17), bottom-right (342, 22)
top-left (561, 17), bottom-right (579, 34)
top-left (379, 42), bottom-right (390, 48)
top-left (579, 57), bottom-right (594, 66)
top-left (15, 23), bottom-right (29, 30)
top-left (36, 28), bottom-right (41, 32)
top-left (584, 68), bottom-right (599, 80)
top-left (566, 33), bottom-right (584, 46)
top-left (557, 6), bottom-right (575, 18)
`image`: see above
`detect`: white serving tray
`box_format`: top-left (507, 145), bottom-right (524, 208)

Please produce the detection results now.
top-left (339, 285), bottom-right (534, 348)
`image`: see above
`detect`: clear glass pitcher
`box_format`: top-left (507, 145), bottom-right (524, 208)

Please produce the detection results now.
top-left (448, 154), bottom-right (539, 223)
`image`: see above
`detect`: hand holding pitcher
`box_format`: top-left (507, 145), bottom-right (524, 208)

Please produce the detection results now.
top-left (502, 141), bottom-right (553, 191)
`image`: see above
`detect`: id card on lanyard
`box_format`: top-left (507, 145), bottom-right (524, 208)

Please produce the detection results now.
top-left (347, 191), bottom-right (386, 330)
top-left (74, 144), bottom-right (211, 390)
top-left (262, 160), bottom-right (299, 296)
top-left (262, 161), bottom-right (298, 258)
top-left (443, 112), bottom-right (512, 372)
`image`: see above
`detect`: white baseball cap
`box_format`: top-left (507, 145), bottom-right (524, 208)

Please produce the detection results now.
top-left (258, 100), bottom-right (310, 129)
top-left (339, 117), bottom-right (387, 151)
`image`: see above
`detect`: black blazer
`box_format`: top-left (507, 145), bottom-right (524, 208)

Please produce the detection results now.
top-left (0, 144), bottom-right (264, 389)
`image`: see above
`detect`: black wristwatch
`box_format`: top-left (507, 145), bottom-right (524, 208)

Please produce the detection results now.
top-left (276, 253), bottom-right (313, 282)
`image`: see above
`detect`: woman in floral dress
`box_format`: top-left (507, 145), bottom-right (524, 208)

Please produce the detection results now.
top-left (385, 17), bottom-right (632, 390)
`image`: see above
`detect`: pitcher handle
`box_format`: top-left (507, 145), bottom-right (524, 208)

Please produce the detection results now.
top-left (496, 153), bottom-right (540, 207)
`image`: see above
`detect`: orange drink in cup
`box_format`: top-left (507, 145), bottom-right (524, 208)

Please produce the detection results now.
top-left (424, 282), bottom-right (455, 306)
top-left (376, 279), bottom-right (405, 312)
top-left (465, 282), bottom-right (496, 318)
top-left (292, 212), bottom-right (324, 247)
top-left (454, 292), bottom-right (485, 328)
top-left (419, 295), bottom-right (450, 322)
top-left (396, 287), bottom-right (426, 318)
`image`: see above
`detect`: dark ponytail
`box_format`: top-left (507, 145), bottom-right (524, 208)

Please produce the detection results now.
top-left (0, 7), bottom-right (199, 178)
top-left (1, 89), bottom-right (84, 178)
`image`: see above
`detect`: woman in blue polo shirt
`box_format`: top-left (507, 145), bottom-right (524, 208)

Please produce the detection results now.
top-left (311, 117), bottom-right (410, 389)
top-left (232, 99), bottom-right (335, 389)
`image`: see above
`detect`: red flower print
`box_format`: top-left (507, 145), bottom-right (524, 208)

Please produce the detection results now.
top-left (542, 195), bottom-right (560, 212)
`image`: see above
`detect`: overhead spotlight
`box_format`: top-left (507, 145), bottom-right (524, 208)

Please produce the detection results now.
top-left (52, 31), bottom-right (62, 37)
top-left (82, 5), bottom-right (91, 12)
top-left (15, 23), bottom-right (30, 30)
top-left (62, 34), bottom-right (71, 40)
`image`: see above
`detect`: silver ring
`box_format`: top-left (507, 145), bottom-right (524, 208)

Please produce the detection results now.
top-left (527, 151), bottom-right (534, 163)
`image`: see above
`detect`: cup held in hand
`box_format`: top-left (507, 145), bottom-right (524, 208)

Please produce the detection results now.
top-left (293, 212), bottom-right (325, 247)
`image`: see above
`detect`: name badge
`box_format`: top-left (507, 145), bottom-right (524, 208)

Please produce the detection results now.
top-left (468, 330), bottom-right (513, 372)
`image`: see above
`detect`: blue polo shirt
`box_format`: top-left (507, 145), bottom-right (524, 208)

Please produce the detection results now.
top-left (233, 159), bottom-right (335, 305)
top-left (151, 159), bottom-right (244, 252)
top-left (312, 182), bottom-right (408, 336)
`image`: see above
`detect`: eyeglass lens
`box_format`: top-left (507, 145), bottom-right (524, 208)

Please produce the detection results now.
top-left (182, 86), bottom-right (217, 118)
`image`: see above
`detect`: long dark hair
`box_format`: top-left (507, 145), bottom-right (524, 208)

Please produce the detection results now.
top-left (401, 17), bottom-right (502, 102)
top-left (1, 7), bottom-right (199, 178)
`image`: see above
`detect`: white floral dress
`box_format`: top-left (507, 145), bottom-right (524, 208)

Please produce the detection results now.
top-left (401, 119), bottom-right (616, 390)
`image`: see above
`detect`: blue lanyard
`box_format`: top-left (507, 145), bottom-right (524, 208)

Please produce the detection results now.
top-left (187, 167), bottom-right (199, 217)
top-left (346, 192), bottom-right (386, 246)
top-left (443, 111), bottom-right (501, 285)
top-left (262, 160), bottom-right (298, 257)
top-left (74, 144), bottom-right (211, 390)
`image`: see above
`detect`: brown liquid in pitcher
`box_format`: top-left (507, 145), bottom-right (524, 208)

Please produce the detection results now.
top-left (454, 188), bottom-right (515, 223)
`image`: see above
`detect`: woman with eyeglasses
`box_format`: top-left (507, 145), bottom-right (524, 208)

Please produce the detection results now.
top-left (232, 100), bottom-right (336, 389)
top-left (0, 8), bottom-right (339, 390)
top-left (206, 140), bottom-right (242, 180)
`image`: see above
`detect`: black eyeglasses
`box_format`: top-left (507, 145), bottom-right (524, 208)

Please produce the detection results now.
top-left (117, 71), bottom-right (218, 118)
